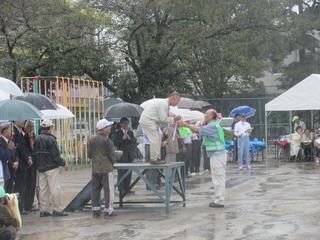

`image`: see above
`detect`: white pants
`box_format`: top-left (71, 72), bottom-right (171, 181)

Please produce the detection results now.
top-left (39, 168), bottom-right (63, 213)
top-left (209, 151), bottom-right (227, 205)
top-left (140, 123), bottom-right (161, 161)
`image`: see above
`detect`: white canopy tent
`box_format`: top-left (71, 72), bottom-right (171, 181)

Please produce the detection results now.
top-left (264, 74), bottom-right (320, 163)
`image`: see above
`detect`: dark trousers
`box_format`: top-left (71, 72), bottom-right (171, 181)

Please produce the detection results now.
top-left (191, 140), bottom-right (201, 173)
top-left (117, 169), bottom-right (132, 194)
top-left (145, 145), bottom-right (161, 188)
top-left (15, 164), bottom-right (28, 211)
top-left (91, 172), bottom-right (112, 212)
top-left (180, 144), bottom-right (192, 175)
top-left (234, 137), bottom-right (238, 162)
top-left (203, 146), bottom-right (210, 170)
top-left (24, 164), bottom-right (37, 211)
top-left (0, 225), bottom-right (16, 240)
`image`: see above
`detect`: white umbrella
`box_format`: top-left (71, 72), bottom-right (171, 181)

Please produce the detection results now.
top-left (0, 89), bottom-right (10, 101)
top-left (0, 77), bottom-right (23, 96)
top-left (41, 104), bottom-right (74, 119)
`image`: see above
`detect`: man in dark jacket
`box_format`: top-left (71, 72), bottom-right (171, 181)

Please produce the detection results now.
top-left (12, 121), bottom-right (32, 215)
top-left (114, 117), bottom-right (136, 195)
top-left (33, 119), bottom-right (68, 217)
top-left (0, 124), bottom-right (16, 190)
top-left (88, 119), bottom-right (116, 218)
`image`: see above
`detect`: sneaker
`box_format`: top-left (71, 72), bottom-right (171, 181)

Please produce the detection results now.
top-left (247, 166), bottom-right (251, 170)
top-left (40, 211), bottom-right (52, 217)
top-left (239, 166), bottom-right (243, 170)
top-left (93, 212), bottom-right (101, 218)
top-left (150, 159), bottom-right (166, 164)
top-left (190, 172), bottom-right (197, 177)
top-left (104, 211), bottom-right (117, 217)
top-left (209, 202), bottom-right (224, 208)
top-left (52, 210), bottom-right (68, 217)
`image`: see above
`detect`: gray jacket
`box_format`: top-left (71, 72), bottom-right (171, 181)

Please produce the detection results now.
top-left (88, 132), bottom-right (115, 173)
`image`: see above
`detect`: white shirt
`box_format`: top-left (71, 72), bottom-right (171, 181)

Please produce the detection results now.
top-left (0, 135), bottom-right (9, 144)
top-left (234, 121), bottom-right (251, 137)
top-left (139, 98), bottom-right (173, 126)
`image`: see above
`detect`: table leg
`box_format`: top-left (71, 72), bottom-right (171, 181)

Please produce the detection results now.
top-left (164, 167), bottom-right (170, 214)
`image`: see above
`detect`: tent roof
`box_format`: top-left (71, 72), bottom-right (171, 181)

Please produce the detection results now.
top-left (265, 74), bottom-right (320, 111)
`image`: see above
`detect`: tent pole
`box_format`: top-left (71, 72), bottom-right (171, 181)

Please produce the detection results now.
top-left (289, 111), bottom-right (292, 134)
top-left (265, 110), bottom-right (268, 169)
top-left (311, 110), bottom-right (314, 130)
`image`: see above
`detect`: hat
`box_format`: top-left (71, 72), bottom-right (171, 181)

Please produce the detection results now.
top-left (0, 186), bottom-right (5, 198)
top-left (292, 116), bottom-right (299, 122)
top-left (96, 119), bottom-right (113, 130)
top-left (41, 119), bottom-right (54, 128)
top-left (0, 122), bottom-right (11, 133)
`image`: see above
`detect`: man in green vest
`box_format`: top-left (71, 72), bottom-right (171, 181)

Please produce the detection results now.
top-left (179, 109), bottom-right (226, 208)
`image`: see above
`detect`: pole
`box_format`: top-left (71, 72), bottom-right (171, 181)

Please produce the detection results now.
top-left (265, 110), bottom-right (268, 168)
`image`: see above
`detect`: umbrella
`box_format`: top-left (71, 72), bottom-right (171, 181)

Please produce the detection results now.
top-left (229, 105), bottom-right (256, 118)
top-left (104, 97), bottom-right (123, 110)
top-left (105, 102), bottom-right (143, 118)
top-left (177, 97), bottom-right (211, 110)
top-left (0, 90), bottom-right (10, 101)
top-left (41, 104), bottom-right (74, 119)
top-left (0, 99), bottom-right (42, 120)
top-left (170, 107), bottom-right (204, 122)
top-left (14, 93), bottom-right (58, 110)
top-left (0, 77), bottom-right (23, 96)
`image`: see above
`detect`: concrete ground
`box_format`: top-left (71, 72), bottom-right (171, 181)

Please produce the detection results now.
top-left (17, 159), bottom-right (320, 240)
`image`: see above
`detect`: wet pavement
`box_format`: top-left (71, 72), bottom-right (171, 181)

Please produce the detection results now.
top-left (17, 160), bottom-right (320, 240)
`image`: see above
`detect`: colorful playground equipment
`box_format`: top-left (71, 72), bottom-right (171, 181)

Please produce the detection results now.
top-left (20, 76), bottom-right (109, 165)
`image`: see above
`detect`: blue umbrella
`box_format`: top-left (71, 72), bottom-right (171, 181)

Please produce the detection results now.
top-left (229, 105), bottom-right (256, 118)
top-left (0, 99), bottom-right (42, 120)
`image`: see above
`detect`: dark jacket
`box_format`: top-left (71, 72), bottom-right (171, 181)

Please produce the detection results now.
top-left (13, 126), bottom-right (29, 168)
top-left (88, 132), bottom-right (115, 173)
top-left (34, 130), bottom-right (65, 173)
top-left (0, 137), bottom-right (14, 182)
top-left (113, 129), bottom-right (136, 163)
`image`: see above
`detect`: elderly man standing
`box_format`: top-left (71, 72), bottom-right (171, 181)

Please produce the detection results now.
top-left (139, 92), bottom-right (181, 164)
top-left (88, 119), bottom-right (116, 218)
top-left (179, 109), bottom-right (227, 208)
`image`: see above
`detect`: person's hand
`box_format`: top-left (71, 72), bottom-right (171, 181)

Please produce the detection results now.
top-left (6, 195), bottom-right (15, 208)
top-left (27, 159), bottom-right (33, 167)
top-left (174, 115), bottom-right (182, 122)
top-left (64, 163), bottom-right (69, 171)
top-left (7, 142), bottom-right (15, 150)
top-left (12, 162), bottom-right (18, 170)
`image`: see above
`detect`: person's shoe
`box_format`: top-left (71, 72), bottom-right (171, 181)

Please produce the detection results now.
top-left (247, 165), bottom-right (251, 170)
top-left (151, 159), bottom-right (166, 164)
top-left (21, 210), bottom-right (29, 215)
top-left (40, 211), bottom-right (52, 217)
top-left (190, 172), bottom-right (197, 177)
top-left (209, 202), bottom-right (224, 208)
top-left (104, 211), bottom-right (117, 217)
top-left (93, 212), bottom-right (101, 218)
top-left (52, 210), bottom-right (68, 217)
top-left (239, 166), bottom-right (243, 170)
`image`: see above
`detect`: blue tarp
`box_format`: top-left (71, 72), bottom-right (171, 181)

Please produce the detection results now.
top-left (225, 138), bottom-right (265, 154)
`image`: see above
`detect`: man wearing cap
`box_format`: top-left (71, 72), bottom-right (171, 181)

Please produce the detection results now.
top-left (139, 92), bottom-right (181, 164)
top-left (0, 123), bottom-right (16, 190)
top-left (88, 119), bottom-right (116, 217)
top-left (33, 119), bottom-right (68, 217)
top-left (0, 186), bottom-right (19, 240)
top-left (292, 116), bottom-right (306, 132)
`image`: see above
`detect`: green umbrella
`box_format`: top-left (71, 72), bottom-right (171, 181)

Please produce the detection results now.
top-left (0, 99), bottom-right (42, 120)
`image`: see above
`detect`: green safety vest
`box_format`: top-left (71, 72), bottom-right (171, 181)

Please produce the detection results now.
top-left (203, 120), bottom-right (225, 152)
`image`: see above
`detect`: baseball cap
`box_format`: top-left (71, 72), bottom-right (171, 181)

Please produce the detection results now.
top-left (41, 119), bottom-right (54, 128)
top-left (96, 119), bottom-right (113, 130)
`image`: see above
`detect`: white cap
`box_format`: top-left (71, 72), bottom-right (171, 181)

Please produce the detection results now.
top-left (41, 119), bottom-right (54, 127)
top-left (96, 119), bottom-right (113, 130)
top-left (292, 116), bottom-right (299, 122)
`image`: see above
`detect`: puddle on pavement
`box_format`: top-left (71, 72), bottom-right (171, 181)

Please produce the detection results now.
top-left (19, 231), bottom-right (77, 240)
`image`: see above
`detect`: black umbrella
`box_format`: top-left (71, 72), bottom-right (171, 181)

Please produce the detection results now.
top-left (105, 102), bottom-right (143, 118)
top-left (177, 97), bottom-right (212, 110)
top-left (14, 93), bottom-right (58, 110)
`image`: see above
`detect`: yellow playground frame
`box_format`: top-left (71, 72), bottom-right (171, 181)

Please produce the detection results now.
top-left (20, 76), bottom-right (107, 165)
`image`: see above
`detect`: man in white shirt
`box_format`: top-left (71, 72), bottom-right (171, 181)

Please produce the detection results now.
top-left (234, 114), bottom-right (252, 170)
top-left (139, 92), bottom-right (181, 164)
